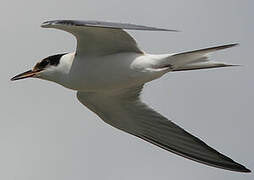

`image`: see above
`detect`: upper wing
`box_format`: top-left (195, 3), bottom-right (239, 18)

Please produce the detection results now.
top-left (41, 20), bottom-right (177, 56)
top-left (77, 86), bottom-right (250, 173)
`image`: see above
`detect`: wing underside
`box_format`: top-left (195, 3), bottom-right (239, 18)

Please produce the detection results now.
top-left (76, 86), bottom-right (250, 173)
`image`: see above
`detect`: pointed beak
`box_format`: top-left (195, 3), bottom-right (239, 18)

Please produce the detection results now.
top-left (11, 70), bottom-right (39, 81)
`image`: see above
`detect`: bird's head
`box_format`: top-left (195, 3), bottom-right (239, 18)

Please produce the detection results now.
top-left (11, 53), bottom-right (73, 83)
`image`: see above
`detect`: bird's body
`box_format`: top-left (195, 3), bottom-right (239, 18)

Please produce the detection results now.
top-left (11, 20), bottom-right (251, 173)
top-left (60, 52), bottom-right (167, 91)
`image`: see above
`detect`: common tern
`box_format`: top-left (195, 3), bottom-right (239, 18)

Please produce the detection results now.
top-left (11, 20), bottom-right (250, 173)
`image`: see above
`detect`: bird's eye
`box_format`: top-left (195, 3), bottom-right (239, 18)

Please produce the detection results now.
top-left (40, 59), bottom-right (50, 67)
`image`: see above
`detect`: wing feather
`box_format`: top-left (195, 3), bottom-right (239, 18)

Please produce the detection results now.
top-left (41, 20), bottom-right (177, 31)
top-left (41, 20), bottom-right (177, 56)
top-left (76, 86), bottom-right (250, 173)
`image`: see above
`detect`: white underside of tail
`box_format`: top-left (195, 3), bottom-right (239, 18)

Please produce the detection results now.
top-left (161, 43), bottom-right (239, 71)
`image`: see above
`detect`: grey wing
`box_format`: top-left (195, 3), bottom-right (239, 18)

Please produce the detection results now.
top-left (76, 86), bottom-right (250, 173)
top-left (41, 20), bottom-right (177, 31)
top-left (41, 20), bottom-right (177, 56)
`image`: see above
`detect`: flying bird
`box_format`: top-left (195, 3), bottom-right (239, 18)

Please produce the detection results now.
top-left (11, 20), bottom-right (250, 173)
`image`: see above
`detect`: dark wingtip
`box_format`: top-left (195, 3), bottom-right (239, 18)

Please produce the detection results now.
top-left (227, 43), bottom-right (239, 48)
top-left (232, 162), bottom-right (251, 173)
top-left (244, 168), bottom-right (251, 173)
top-left (240, 166), bottom-right (251, 173)
top-left (215, 43), bottom-right (239, 50)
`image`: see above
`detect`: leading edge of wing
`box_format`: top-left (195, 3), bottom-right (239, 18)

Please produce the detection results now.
top-left (41, 20), bottom-right (179, 32)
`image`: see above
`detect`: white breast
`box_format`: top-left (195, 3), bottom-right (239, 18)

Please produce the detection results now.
top-left (67, 52), bottom-right (167, 92)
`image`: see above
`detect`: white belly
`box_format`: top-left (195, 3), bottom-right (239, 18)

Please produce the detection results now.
top-left (67, 53), bottom-right (167, 92)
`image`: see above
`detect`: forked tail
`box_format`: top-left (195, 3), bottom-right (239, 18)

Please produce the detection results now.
top-left (165, 44), bottom-right (239, 71)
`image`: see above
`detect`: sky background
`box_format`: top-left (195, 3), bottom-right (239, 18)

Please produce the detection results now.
top-left (1, 0), bottom-right (253, 179)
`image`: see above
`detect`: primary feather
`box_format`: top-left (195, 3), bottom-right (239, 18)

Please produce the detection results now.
top-left (77, 86), bottom-right (250, 173)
